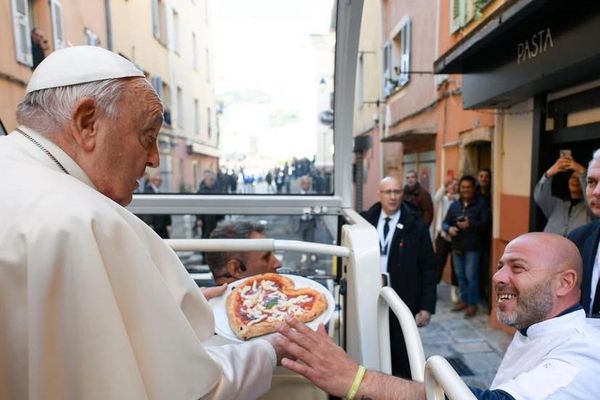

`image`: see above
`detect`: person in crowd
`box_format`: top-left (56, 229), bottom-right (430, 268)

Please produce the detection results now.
top-left (362, 176), bottom-right (436, 378)
top-left (476, 168), bottom-right (493, 304)
top-left (30, 27), bottom-right (50, 69)
top-left (535, 153), bottom-right (589, 236)
top-left (569, 148), bottom-right (600, 317)
top-left (195, 170), bottom-right (225, 238)
top-left (0, 46), bottom-right (286, 399)
top-left (206, 220), bottom-right (282, 285)
top-left (265, 170), bottom-right (274, 192)
top-left (139, 174), bottom-right (172, 238)
top-left (402, 169), bottom-right (434, 226)
top-left (275, 232), bottom-right (600, 400)
top-left (433, 178), bottom-right (459, 283)
top-left (443, 175), bottom-right (489, 318)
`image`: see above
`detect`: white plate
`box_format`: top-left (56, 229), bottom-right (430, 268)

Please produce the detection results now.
top-left (208, 274), bottom-right (335, 342)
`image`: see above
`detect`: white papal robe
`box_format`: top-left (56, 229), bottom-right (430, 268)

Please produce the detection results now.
top-left (0, 127), bottom-right (275, 400)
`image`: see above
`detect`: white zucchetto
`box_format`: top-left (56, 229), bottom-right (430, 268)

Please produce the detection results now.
top-left (26, 46), bottom-right (144, 94)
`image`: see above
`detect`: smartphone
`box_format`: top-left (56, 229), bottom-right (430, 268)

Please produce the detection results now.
top-left (560, 149), bottom-right (572, 158)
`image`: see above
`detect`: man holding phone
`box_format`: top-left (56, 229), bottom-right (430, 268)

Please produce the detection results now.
top-left (443, 175), bottom-right (490, 317)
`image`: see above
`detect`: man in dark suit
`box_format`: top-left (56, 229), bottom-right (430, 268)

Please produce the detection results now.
top-left (140, 174), bottom-right (172, 238)
top-left (568, 149), bottom-right (600, 317)
top-left (362, 176), bottom-right (437, 378)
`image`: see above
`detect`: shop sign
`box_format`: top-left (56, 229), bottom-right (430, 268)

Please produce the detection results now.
top-left (517, 27), bottom-right (554, 64)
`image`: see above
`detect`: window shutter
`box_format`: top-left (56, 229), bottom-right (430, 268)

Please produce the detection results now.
top-left (11, 0), bottom-right (32, 66)
top-left (382, 42), bottom-right (393, 97)
top-left (151, 0), bottom-right (160, 39)
top-left (399, 18), bottom-right (411, 85)
top-left (50, 0), bottom-right (65, 49)
top-left (450, 0), bottom-right (462, 33)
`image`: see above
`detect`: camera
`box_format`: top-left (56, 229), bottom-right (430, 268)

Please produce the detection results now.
top-left (456, 215), bottom-right (466, 223)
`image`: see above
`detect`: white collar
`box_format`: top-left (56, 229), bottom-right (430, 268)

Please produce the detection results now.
top-left (518, 309), bottom-right (586, 340)
top-left (17, 126), bottom-right (97, 190)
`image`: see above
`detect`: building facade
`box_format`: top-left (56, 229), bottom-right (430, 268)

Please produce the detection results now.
top-left (436, 0), bottom-right (600, 330)
top-left (2, 0), bottom-right (107, 131)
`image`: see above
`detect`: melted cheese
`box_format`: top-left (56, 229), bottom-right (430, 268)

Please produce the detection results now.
top-left (238, 279), bottom-right (315, 323)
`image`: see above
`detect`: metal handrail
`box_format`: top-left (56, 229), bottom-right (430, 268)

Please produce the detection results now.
top-left (424, 356), bottom-right (477, 400)
top-left (377, 287), bottom-right (426, 382)
top-left (165, 238), bottom-right (351, 257)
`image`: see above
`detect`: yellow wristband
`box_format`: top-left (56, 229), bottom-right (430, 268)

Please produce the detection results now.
top-left (346, 365), bottom-right (366, 400)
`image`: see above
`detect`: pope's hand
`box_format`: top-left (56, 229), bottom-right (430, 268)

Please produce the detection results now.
top-left (276, 319), bottom-right (359, 397)
top-left (200, 284), bottom-right (227, 300)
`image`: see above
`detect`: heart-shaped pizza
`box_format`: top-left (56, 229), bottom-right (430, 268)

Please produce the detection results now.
top-left (226, 273), bottom-right (328, 340)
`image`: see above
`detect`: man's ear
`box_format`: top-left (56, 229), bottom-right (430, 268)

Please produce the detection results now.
top-left (555, 269), bottom-right (577, 297)
top-left (70, 98), bottom-right (99, 152)
top-left (226, 258), bottom-right (246, 279)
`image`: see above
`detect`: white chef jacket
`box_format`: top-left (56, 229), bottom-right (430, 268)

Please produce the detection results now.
top-left (0, 127), bottom-right (275, 400)
top-left (491, 309), bottom-right (600, 399)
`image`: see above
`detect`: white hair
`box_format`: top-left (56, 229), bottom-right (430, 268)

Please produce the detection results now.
top-left (590, 149), bottom-right (600, 169)
top-left (16, 78), bottom-right (124, 135)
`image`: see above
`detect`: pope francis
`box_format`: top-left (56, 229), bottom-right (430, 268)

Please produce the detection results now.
top-left (0, 46), bottom-right (280, 399)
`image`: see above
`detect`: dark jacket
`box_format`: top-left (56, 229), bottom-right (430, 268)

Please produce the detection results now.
top-left (403, 182), bottom-right (434, 227)
top-left (139, 185), bottom-right (172, 239)
top-left (568, 220), bottom-right (600, 315)
top-left (443, 198), bottom-right (489, 252)
top-left (362, 202), bottom-right (437, 315)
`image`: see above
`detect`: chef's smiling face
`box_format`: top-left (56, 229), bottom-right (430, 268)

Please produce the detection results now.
top-left (494, 235), bottom-right (556, 330)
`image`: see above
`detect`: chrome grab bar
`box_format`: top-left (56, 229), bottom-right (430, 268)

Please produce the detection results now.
top-left (424, 356), bottom-right (477, 400)
top-left (377, 287), bottom-right (426, 382)
top-left (166, 238), bottom-right (351, 257)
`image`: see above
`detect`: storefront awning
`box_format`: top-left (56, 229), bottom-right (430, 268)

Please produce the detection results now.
top-left (434, 0), bottom-right (600, 109)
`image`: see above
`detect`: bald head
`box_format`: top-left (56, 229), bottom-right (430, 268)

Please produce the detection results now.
top-left (508, 232), bottom-right (582, 287)
top-left (494, 232), bottom-right (582, 329)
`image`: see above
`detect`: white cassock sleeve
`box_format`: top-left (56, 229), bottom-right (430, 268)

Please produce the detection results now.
top-left (1, 181), bottom-right (275, 400)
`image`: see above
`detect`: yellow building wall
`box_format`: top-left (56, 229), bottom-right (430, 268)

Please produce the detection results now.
top-left (1, 0), bottom-right (106, 131)
top-left (110, 0), bottom-right (169, 78)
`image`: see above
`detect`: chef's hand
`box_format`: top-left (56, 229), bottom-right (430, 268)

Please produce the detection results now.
top-left (201, 283), bottom-right (227, 300)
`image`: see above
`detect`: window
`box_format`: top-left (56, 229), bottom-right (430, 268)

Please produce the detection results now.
top-left (383, 17), bottom-right (411, 96)
top-left (151, 0), bottom-right (168, 45)
top-left (50, 0), bottom-right (64, 49)
top-left (10, 0), bottom-right (32, 66)
top-left (84, 28), bottom-right (100, 46)
top-left (194, 99), bottom-right (200, 135)
top-left (192, 32), bottom-right (198, 69)
top-left (177, 86), bottom-right (184, 128)
top-left (172, 9), bottom-right (180, 54)
top-left (451, 0), bottom-right (490, 33)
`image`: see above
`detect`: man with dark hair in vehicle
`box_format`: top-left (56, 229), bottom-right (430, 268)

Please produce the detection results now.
top-left (206, 220), bottom-right (282, 285)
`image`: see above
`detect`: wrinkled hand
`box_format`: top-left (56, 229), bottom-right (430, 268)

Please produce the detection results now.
top-left (415, 310), bottom-right (431, 327)
top-left (276, 319), bottom-right (358, 398)
top-left (200, 284), bottom-right (227, 300)
top-left (448, 226), bottom-right (459, 237)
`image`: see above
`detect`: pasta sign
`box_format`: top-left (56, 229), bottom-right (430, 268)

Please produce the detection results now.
top-left (517, 28), bottom-right (554, 64)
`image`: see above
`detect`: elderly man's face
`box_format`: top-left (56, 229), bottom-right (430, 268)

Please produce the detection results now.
top-left (586, 159), bottom-right (600, 217)
top-left (493, 236), bottom-right (556, 330)
top-left (91, 79), bottom-right (162, 205)
top-left (300, 178), bottom-right (311, 192)
top-left (240, 231), bottom-right (283, 278)
top-left (379, 178), bottom-right (403, 215)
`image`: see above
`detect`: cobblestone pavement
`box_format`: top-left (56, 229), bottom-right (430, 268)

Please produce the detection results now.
top-left (420, 283), bottom-right (513, 389)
